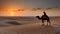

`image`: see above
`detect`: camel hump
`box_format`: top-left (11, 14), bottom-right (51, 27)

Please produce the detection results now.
top-left (41, 15), bottom-right (48, 19)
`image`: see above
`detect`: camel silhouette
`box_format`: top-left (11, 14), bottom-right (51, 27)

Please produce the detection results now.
top-left (36, 12), bottom-right (51, 25)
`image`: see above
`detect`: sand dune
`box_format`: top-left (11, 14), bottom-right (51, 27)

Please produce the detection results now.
top-left (0, 16), bottom-right (60, 34)
top-left (0, 23), bottom-right (58, 34)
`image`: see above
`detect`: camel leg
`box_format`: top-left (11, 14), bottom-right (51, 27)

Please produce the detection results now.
top-left (49, 20), bottom-right (51, 26)
top-left (42, 20), bottom-right (44, 24)
top-left (41, 20), bottom-right (45, 26)
top-left (47, 20), bottom-right (51, 26)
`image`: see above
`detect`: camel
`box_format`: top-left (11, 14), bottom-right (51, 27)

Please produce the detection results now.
top-left (36, 12), bottom-right (51, 26)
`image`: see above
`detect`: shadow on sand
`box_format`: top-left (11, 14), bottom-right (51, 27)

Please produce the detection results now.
top-left (41, 23), bottom-right (53, 28)
top-left (6, 21), bottom-right (22, 25)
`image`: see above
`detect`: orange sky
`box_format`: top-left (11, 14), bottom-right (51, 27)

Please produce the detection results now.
top-left (0, 0), bottom-right (60, 16)
top-left (0, 5), bottom-right (60, 16)
top-left (0, 4), bottom-right (60, 16)
top-left (0, 9), bottom-right (60, 16)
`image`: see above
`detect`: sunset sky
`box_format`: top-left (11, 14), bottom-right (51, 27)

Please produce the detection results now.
top-left (0, 0), bottom-right (60, 16)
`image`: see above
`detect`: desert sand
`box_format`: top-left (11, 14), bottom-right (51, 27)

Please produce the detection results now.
top-left (0, 23), bottom-right (58, 34)
top-left (0, 16), bottom-right (60, 34)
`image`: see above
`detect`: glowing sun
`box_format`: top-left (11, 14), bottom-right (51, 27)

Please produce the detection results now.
top-left (9, 10), bottom-right (16, 16)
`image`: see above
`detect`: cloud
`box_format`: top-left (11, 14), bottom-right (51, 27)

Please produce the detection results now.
top-left (13, 9), bottom-right (24, 11)
top-left (46, 8), bottom-right (52, 10)
top-left (32, 8), bottom-right (42, 11)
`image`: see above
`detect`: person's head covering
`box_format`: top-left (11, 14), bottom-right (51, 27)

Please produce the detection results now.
top-left (43, 12), bottom-right (46, 15)
top-left (43, 12), bottom-right (45, 13)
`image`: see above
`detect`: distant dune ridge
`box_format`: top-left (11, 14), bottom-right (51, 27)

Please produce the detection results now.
top-left (0, 16), bottom-right (60, 34)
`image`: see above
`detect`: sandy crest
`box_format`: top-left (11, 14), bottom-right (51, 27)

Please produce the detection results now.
top-left (0, 23), bottom-right (58, 34)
